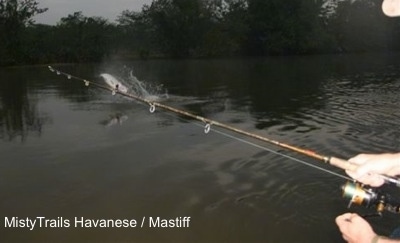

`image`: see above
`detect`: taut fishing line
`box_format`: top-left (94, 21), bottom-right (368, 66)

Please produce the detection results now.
top-left (186, 118), bottom-right (352, 181)
top-left (48, 66), bottom-right (400, 215)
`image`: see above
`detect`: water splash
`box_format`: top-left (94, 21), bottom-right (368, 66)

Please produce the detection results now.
top-left (128, 70), bottom-right (150, 98)
top-left (100, 69), bottom-right (168, 102)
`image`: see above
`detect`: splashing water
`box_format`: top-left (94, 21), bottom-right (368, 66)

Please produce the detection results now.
top-left (100, 69), bottom-right (168, 102)
top-left (128, 70), bottom-right (150, 98)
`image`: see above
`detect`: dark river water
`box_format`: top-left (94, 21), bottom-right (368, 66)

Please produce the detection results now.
top-left (1, 54), bottom-right (400, 242)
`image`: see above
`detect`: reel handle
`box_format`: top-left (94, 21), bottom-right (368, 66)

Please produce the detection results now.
top-left (330, 157), bottom-right (400, 187)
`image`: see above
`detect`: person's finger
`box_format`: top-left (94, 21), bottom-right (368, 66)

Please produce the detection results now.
top-left (345, 171), bottom-right (385, 187)
top-left (336, 213), bottom-right (353, 225)
top-left (345, 169), bottom-right (358, 178)
top-left (346, 155), bottom-right (372, 179)
top-left (360, 175), bottom-right (384, 187)
top-left (348, 154), bottom-right (369, 165)
top-left (348, 213), bottom-right (364, 222)
top-left (355, 162), bottom-right (379, 176)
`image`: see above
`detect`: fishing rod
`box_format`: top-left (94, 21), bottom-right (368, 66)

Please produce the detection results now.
top-left (48, 66), bottom-right (400, 215)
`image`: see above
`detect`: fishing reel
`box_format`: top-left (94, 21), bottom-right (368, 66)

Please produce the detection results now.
top-left (341, 181), bottom-right (400, 215)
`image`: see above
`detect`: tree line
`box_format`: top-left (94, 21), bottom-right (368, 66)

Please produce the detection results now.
top-left (1, 0), bottom-right (400, 66)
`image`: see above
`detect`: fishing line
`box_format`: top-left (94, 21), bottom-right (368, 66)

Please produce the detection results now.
top-left (140, 99), bottom-right (351, 181)
top-left (150, 102), bottom-right (351, 180)
top-left (209, 127), bottom-right (353, 181)
top-left (47, 66), bottom-right (400, 187)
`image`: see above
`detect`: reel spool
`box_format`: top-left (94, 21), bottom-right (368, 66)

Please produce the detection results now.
top-left (341, 181), bottom-right (386, 213)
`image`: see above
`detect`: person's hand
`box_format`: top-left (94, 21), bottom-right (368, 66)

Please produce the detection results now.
top-left (346, 153), bottom-right (400, 187)
top-left (336, 213), bottom-right (377, 243)
top-left (382, 0), bottom-right (400, 17)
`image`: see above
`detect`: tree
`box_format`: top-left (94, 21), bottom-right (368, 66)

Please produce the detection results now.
top-left (0, 0), bottom-right (47, 25)
top-left (245, 0), bottom-right (328, 55)
top-left (0, 0), bottom-right (47, 65)
top-left (327, 0), bottom-right (391, 52)
top-left (136, 0), bottom-right (217, 57)
top-left (55, 12), bottom-right (114, 62)
top-left (117, 8), bottom-right (155, 58)
top-left (199, 0), bottom-right (249, 56)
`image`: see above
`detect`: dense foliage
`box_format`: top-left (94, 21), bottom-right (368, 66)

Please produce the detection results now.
top-left (1, 0), bottom-right (400, 66)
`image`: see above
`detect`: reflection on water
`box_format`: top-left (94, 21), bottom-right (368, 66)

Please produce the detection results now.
top-left (100, 113), bottom-right (129, 127)
top-left (0, 68), bottom-right (48, 142)
top-left (1, 54), bottom-right (400, 242)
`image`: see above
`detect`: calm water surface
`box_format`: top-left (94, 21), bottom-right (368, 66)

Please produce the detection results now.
top-left (1, 54), bottom-right (400, 242)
